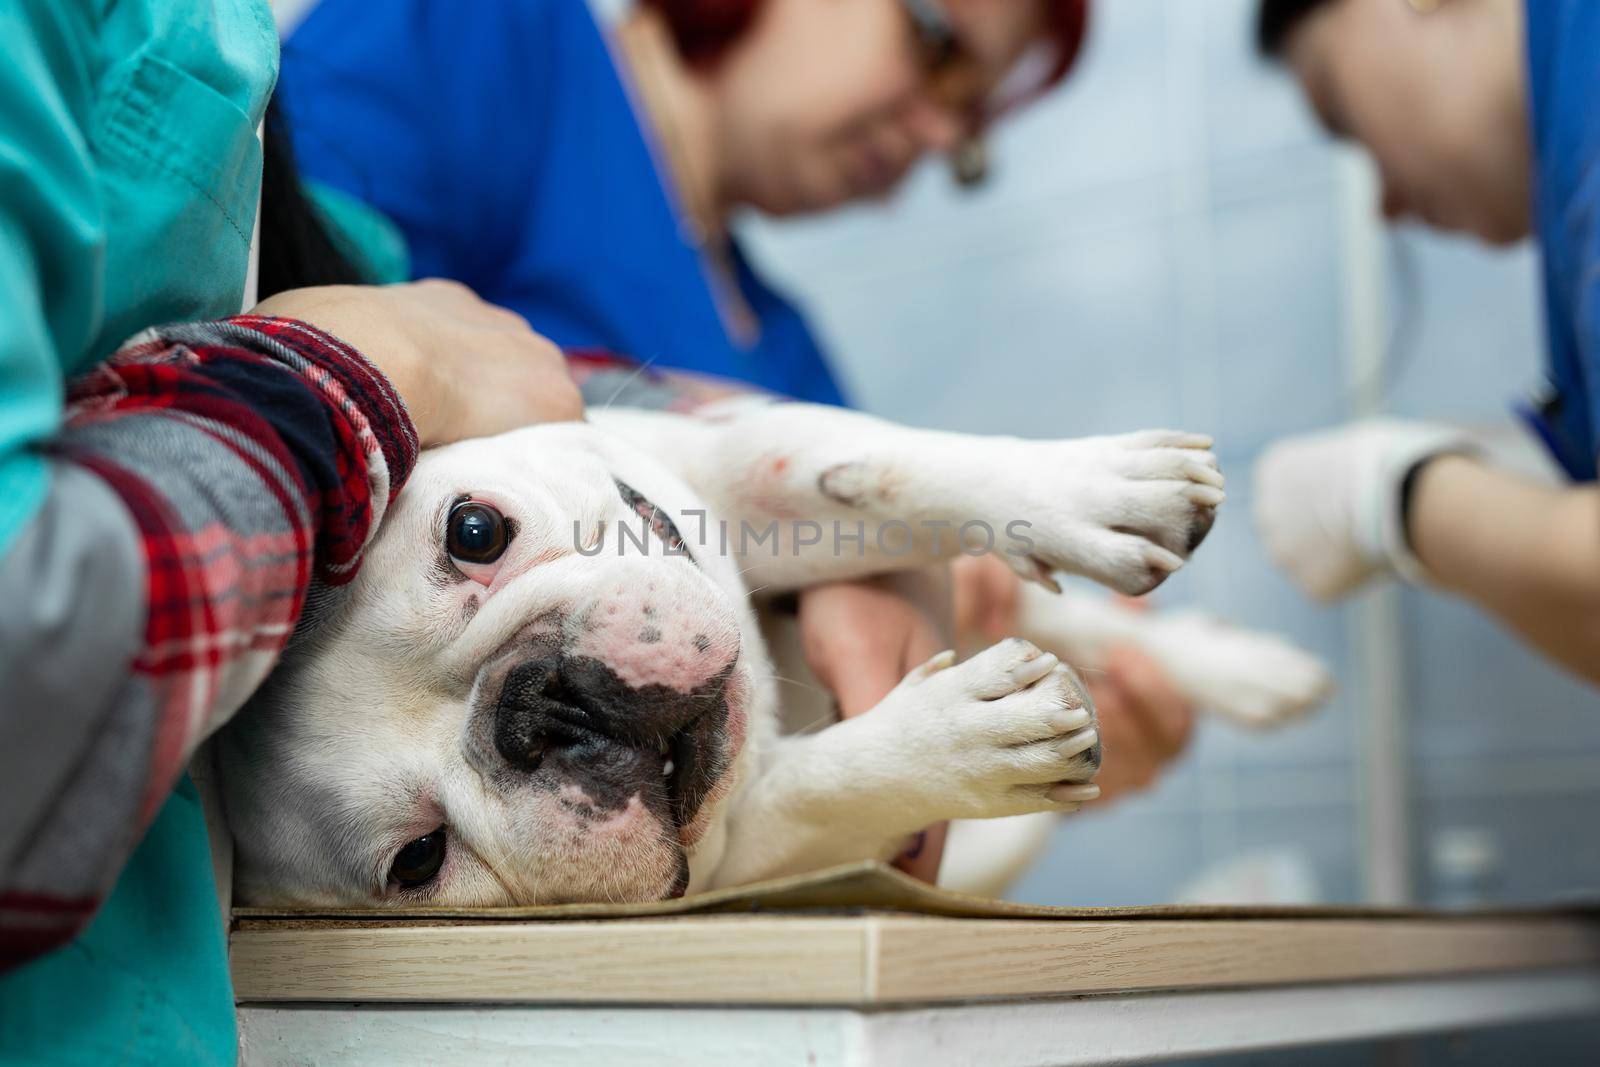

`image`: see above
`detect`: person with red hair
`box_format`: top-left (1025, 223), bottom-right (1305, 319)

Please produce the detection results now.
top-left (278, 0), bottom-right (1192, 884)
top-left (639, 0), bottom-right (1087, 191)
top-left (281, 0), bottom-right (1088, 406)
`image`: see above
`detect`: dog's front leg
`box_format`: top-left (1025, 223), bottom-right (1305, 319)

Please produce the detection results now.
top-left (710, 638), bottom-right (1102, 887)
top-left (593, 401), bottom-right (1223, 598)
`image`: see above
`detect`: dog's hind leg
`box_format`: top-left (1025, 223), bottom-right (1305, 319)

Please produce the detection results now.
top-left (1010, 584), bottom-right (1335, 728)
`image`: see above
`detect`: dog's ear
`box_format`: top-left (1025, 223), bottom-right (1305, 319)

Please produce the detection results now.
top-left (284, 576), bottom-right (362, 650)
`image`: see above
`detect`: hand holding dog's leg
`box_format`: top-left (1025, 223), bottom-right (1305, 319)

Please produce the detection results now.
top-left (797, 572), bottom-right (952, 882)
top-left (1079, 646), bottom-right (1194, 801)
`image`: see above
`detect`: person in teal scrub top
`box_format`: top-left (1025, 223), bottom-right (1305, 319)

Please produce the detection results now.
top-left (0, 3), bottom-right (579, 1061)
top-left (1252, 0), bottom-right (1600, 687)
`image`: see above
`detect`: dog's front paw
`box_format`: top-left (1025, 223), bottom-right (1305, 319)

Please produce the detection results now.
top-left (1004, 431), bottom-right (1223, 597)
top-left (1152, 611), bottom-right (1336, 727)
top-left (876, 639), bottom-right (1104, 822)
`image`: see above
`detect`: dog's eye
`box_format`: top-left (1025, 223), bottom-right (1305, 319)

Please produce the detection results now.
top-left (447, 501), bottom-right (509, 564)
top-left (389, 828), bottom-right (447, 889)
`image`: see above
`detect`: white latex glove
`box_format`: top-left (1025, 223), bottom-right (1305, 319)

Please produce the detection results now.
top-left (1253, 419), bottom-right (1477, 601)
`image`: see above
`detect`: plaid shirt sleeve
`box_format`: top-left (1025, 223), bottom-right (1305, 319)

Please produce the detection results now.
top-left (0, 316), bottom-right (417, 969)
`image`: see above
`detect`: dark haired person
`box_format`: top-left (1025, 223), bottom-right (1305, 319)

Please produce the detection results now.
top-left (278, 0), bottom-right (1199, 881)
top-left (0, 4), bottom-right (580, 1059)
top-left (1251, 0), bottom-right (1600, 685)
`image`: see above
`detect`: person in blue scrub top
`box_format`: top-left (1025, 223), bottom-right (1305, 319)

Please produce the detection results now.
top-left (276, 0), bottom-right (1091, 403)
top-left (277, 0), bottom-right (1204, 881)
top-left (1252, 0), bottom-right (1600, 687)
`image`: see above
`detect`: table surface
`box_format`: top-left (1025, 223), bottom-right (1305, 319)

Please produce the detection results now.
top-left (232, 907), bottom-right (1600, 1065)
top-left (232, 907), bottom-right (1600, 1005)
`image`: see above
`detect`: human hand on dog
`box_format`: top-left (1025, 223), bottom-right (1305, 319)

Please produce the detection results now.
top-left (1082, 643), bottom-right (1194, 801)
top-left (253, 279), bottom-right (583, 446)
top-left (798, 572), bottom-right (953, 882)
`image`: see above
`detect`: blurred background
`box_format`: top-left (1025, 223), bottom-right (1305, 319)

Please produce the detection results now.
top-left (734, 4), bottom-right (1600, 1055)
top-left (273, 0), bottom-right (1600, 915)
top-left (728, 0), bottom-right (1600, 916)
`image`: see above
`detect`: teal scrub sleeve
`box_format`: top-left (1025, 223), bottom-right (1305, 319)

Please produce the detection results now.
top-left (0, 1), bottom-right (102, 550)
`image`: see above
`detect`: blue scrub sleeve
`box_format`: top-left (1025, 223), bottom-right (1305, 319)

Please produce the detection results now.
top-left (277, 0), bottom-right (558, 286)
top-left (1579, 195), bottom-right (1600, 474)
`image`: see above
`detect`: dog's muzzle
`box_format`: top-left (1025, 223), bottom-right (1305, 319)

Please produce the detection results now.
top-left (490, 652), bottom-right (733, 834)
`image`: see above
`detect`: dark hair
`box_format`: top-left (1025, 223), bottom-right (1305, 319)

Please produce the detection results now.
top-left (256, 97), bottom-right (364, 300)
top-left (643, 0), bottom-right (1089, 87)
top-left (1257, 0), bottom-right (1338, 57)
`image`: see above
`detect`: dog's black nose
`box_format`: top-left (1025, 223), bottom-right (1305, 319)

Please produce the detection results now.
top-left (490, 652), bottom-right (736, 831)
top-left (492, 654), bottom-right (728, 770)
top-left (493, 656), bottom-right (592, 770)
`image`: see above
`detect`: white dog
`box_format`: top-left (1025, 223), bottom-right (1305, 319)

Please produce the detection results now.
top-left (220, 397), bottom-right (1329, 907)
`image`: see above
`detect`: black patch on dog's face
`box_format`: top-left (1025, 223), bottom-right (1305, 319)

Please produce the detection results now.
top-left (490, 653), bottom-right (731, 831)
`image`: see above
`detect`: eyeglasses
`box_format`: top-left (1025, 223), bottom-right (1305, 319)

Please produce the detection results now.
top-left (901, 0), bottom-right (992, 186)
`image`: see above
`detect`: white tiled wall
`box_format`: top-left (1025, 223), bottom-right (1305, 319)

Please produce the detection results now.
top-left (740, 0), bottom-right (1600, 908)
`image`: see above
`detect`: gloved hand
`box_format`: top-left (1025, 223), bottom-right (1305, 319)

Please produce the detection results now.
top-left (1253, 419), bottom-right (1477, 601)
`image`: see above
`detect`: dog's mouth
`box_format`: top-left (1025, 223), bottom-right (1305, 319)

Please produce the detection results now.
top-left (646, 709), bottom-right (725, 839)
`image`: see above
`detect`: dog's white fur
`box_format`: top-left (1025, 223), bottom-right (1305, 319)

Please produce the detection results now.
top-left (221, 398), bottom-right (1327, 907)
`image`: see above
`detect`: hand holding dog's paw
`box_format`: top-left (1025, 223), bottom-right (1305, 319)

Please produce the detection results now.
top-left (998, 431), bottom-right (1224, 597)
top-left (869, 639), bottom-right (1105, 825)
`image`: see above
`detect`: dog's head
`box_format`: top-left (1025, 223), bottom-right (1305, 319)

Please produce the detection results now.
top-left (220, 423), bottom-right (759, 908)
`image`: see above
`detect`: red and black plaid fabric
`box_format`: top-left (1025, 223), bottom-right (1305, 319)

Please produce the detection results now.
top-left (1, 317), bottom-right (417, 970)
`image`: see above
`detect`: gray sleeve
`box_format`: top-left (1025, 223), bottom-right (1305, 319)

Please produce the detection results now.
top-left (0, 462), bottom-right (153, 881)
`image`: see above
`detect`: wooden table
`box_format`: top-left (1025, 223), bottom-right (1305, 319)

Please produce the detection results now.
top-left (231, 864), bottom-right (1600, 1065)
